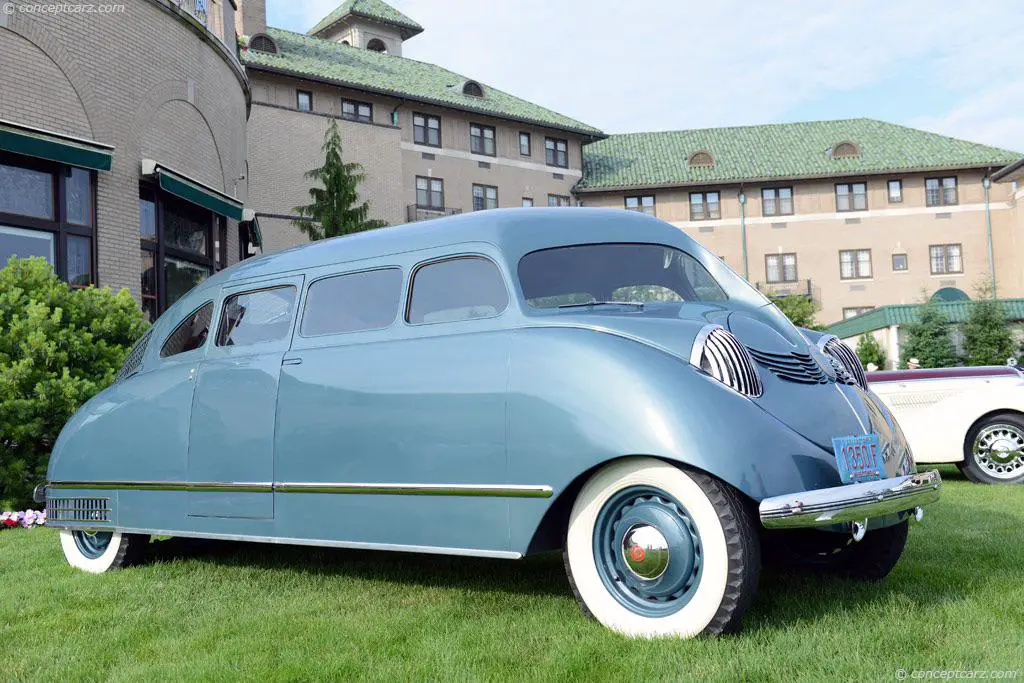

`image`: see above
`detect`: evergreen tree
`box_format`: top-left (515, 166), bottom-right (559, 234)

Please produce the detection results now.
top-left (771, 294), bottom-right (824, 330)
top-left (901, 297), bottom-right (957, 368)
top-left (963, 283), bottom-right (1016, 366)
top-left (856, 333), bottom-right (886, 370)
top-left (293, 119), bottom-right (386, 240)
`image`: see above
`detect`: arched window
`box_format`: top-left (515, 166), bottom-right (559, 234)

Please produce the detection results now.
top-left (366, 38), bottom-right (387, 53)
top-left (832, 141), bottom-right (860, 158)
top-left (688, 150), bottom-right (714, 168)
top-left (341, 40), bottom-right (350, 45)
top-left (249, 34), bottom-right (278, 54)
top-left (462, 80), bottom-right (484, 97)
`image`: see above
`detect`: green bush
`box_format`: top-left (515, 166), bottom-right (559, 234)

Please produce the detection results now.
top-left (856, 333), bottom-right (887, 370)
top-left (771, 294), bottom-right (824, 331)
top-left (0, 257), bottom-right (148, 507)
top-left (901, 296), bottom-right (958, 369)
top-left (962, 284), bottom-right (1016, 367)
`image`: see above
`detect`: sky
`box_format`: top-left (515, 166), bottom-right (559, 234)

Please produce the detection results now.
top-left (267, 1), bottom-right (1024, 152)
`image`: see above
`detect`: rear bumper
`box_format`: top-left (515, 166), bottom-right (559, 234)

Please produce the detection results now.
top-left (759, 470), bottom-right (942, 529)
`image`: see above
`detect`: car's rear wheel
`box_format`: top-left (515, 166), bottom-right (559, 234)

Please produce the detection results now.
top-left (59, 529), bottom-right (149, 573)
top-left (563, 457), bottom-right (760, 638)
top-left (959, 412), bottom-right (1024, 484)
top-left (765, 521), bottom-right (908, 581)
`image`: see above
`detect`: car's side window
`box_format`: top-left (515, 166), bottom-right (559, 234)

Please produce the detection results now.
top-left (217, 286), bottom-right (297, 347)
top-left (160, 302), bottom-right (213, 358)
top-left (407, 256), bottom-right (509, 324)
top-left (301, 268), bottom-right (402, 337)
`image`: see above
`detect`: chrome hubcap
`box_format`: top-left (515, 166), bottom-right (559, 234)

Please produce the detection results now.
top-left (621, 524), bottom-right (670, 580)
top-left (973, 424), bottom-right (1024, 479)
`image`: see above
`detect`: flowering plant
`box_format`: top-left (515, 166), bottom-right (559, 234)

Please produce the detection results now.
top-left (1, 510), bottom-right (46, 529)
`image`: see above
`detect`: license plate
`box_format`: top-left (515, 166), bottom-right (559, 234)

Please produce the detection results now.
top-left (832, 433), bottom-right (887, 484)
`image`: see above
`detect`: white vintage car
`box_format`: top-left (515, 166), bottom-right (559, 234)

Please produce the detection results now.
top-left (869, 366), bottom-right (1024, 484)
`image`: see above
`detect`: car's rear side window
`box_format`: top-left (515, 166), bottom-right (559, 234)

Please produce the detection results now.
top-left (407, 256), bottom-right (509, 324)
top-left (217, 286), bottom-right (297, 347)
top-left (301, 268), bottom-right (402, 336)
top-left (160, 302), bottom-right (213, 358)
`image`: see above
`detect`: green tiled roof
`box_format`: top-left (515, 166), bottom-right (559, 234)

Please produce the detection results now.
top-left (244, 28), bottom-right (603, 137)
top-left (308, 0), bottom-right (423, 39)
top-left (579, 119), bottom-right (1021, 190)
top-left (827, 299), bottom-right (1024, 339)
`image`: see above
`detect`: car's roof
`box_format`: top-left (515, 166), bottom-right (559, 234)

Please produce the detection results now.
top-left (207, 208), bottom-right (699, 287)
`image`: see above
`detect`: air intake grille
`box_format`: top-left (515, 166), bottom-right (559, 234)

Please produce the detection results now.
top-left (823, 337), bottom-right (867, 389)
top-left (699, 327), bottom-right (763, 397)
top-left (46, 497), bottom-right (111, 524)
top-left (748, 348), bottom-right (828, 385)
top-left (116, 328), bottom-right (153, 382)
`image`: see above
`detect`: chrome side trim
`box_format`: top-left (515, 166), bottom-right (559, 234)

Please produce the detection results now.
top-left (759, 470), bottom-right (942, 529)
top-left (109, 528), bottom-right (523, 560)
top-left (48, 481), bottom-right (553, 498)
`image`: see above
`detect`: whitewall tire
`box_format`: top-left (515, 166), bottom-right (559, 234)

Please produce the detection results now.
top-left (59, 529), bottom-right (148, 573)
top-left (564, 457), bottom-right (760, 638)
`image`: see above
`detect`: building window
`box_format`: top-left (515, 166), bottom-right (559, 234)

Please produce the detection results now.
top-left (472, 184), bottom-right (498, 211)
top-left (836, 182), bottom-right (867, 212)
top-left (832, 142), bottom-right (860, 158)
top-left (415, 176), bottom-right (444, 210)
top-left (887, 179), bottom-right (903, 203)
top-left (624, 195), bottom-right (655, 215)
top-left (688, 150), bottom-right (714, 168)
top-left (0, 154), bottom-right (95, 288)
top-left (462, 81), bottom-right (484, 97)
top-left (545, 137), bottom-right (568, 168)
top-left (413, 113), bottom-right (441, 147)
top-left (139, 185), bottom-right (219, 322)
top-left (926, 176), bottom-right (958, 206)
top-left (843, 306), bottom-right (874, 319)
top-left (519, 132), bottom-right (531, 156)
top-left (762, 187), bottom-right (793, 216)
top-left (892, 253), bottom-right (908, 271)
top-left (366, 38), bottom-right (387, 53)
top-left (521, 197), bottom-right (534, 207)
top-left (296, 90), bottom-right (312, 112)
top-left (765, 253), bottom-right (798, 283)
top-left (547, 194), bottom-right (571, 207)
top-left (930, 244), bottom-right (962, 274)
top-left (839, 249), bottom-right (872, 280)
top-left (470, 123), bottom-right (496, 156)
top-left (341, 99), bottom-right (373, 123)
top-left (689, 191), bottom-right (720, 220)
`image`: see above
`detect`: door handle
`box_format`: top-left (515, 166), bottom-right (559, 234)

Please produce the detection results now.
top-left (282, 357), bottom-right (303, 366)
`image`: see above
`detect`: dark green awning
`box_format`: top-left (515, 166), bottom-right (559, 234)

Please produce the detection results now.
top-left (0, 119), bottom-right (113, 171)
top-left (242, 209), bottom-right (264, 251)
top-left (142, 159), bottom-right (244, 221)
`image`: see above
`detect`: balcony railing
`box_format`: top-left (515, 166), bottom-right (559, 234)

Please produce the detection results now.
top-left (407, 205), bottom-right (462, 223)
top-left (755, 279), bottom-right (820, 303)
top-left (169, 0), bottom-right (227, 43)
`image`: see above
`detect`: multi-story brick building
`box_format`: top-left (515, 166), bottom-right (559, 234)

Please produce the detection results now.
top-left (0, 0), bottom-right (250, 320)
top-left (576, 119), bottom-right (1022, 325)
top-left (236, 0), bottom-right (604, 254)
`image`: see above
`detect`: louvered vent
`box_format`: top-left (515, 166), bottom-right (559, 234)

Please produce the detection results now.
top-left (822, 337), bottom-right (867, 389)
top-left (748, 348), bottom-right (828, 385)
top-left (695, 327), bottom-right (763, 397)
top-left (250, 34), bottom-right (278, 54)
top-left (116, 328), bottom-right (153, 382)
top-left (46, 497), bottom-right (111, 524)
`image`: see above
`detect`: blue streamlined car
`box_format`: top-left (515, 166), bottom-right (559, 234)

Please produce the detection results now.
top-left (44, 208), bottom-right (941, 638)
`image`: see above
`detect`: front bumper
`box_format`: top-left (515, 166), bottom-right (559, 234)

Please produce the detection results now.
top-left (759, 470), bottom-right (942, 529)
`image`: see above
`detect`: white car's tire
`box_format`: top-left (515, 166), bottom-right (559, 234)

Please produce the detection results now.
top-left (59, 529), bottom-right (148, 573)
top-left (563, 457), bottom-right (760, 638)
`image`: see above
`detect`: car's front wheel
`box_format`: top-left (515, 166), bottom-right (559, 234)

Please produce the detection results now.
top-left (563, 458), bottom-right (760, 638)
top-left (959, 412), bottom-right (1024, 484)
top-left (59, 529), bottom-right (149, 573)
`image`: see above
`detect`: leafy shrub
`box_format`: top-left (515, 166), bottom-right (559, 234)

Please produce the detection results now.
top-left (770, 294), bottom-right (824, 331)
top-left (0, 257), bottom-right (148, 507)
top-left (962, 285), bottom-right (1016, 367)
top-left (901, 296), bottom-right (957, 369)
top-left (855, 333), bottom-right (886, 371)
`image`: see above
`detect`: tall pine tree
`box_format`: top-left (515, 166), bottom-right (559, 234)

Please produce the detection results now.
top-left (901, 296), bottom-right (957, 368)
top-left (963, 283), bottom-right (1017, 366)
top-left (293, 119), bottom-right (386, 240)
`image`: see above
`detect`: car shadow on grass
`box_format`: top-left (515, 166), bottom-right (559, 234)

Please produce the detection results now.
top-left (146, 536), bottom-right (572, 598)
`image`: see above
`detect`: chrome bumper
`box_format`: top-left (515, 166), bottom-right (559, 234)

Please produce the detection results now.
top-left (759, 470), bottom-right (942, 529)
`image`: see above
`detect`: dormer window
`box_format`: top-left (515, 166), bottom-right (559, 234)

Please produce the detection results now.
top-left (249, 34), bottom-right (279, 54)
top-left (688, 151), bottom-right (714, 168)
top-left (462, 81), bottom-right (484, 97)
top-left (366, 38), bottom-right (387, 53)
top-left (832, 141), bottom-right (860, 158)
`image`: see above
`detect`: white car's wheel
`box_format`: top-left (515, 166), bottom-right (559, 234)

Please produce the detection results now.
top-left (563, 457), bottom-right (760, 638)
top-left (59, 529), bottom-right (148, 573)
top-left (960, 412), bottom-right (1024, 484)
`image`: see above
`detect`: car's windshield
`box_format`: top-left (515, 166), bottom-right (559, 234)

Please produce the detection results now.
top-left (518, 243), bottom-right (727, 309)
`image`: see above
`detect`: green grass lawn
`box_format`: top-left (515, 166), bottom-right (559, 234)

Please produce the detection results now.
top-left (2, 466), bottom-right (1022, 682)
